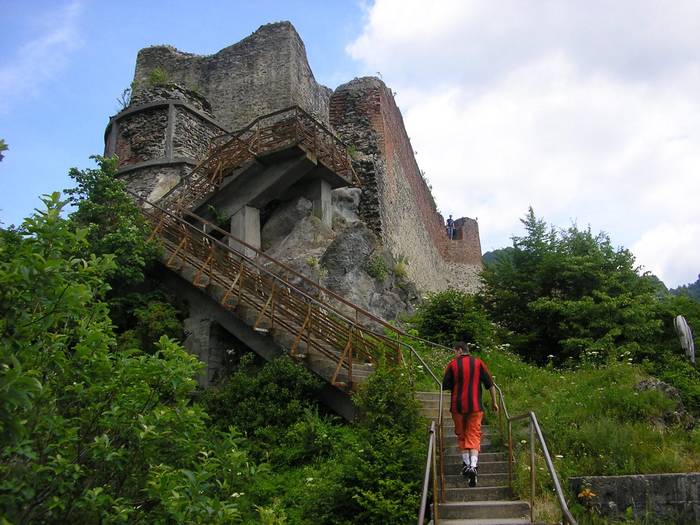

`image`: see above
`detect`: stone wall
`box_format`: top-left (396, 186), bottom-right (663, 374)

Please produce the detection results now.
top-left (111, 22), bottom-right (483, 295)
top-left (105, 84), bottom-right (226, 203)
top-left (133, 22), bottom-right (332, 131)
top-left (330, 77), bottom-right (482, 293)
top-left (570, 474), bottom-right (700, 524)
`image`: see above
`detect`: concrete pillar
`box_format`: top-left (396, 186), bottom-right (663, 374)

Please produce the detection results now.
top-left (229, 205), bottom-right (261, 259)
top-left (306, 179), bottom-right (332, 227)
top-left (184, 317), bottom-right (213, 387)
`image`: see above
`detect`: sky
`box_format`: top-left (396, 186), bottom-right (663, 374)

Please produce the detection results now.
top-left (2, 1), bottom-right (699, 288)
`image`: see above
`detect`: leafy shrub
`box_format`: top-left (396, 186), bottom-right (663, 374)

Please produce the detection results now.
top-left (0, 195), bottom-right (255, 523)
top-left (410, 288), bottom-right (495, 348)
top-left (203, 355), bottom-right (324, 459)
top-left (366, 254), bottom-right (388, 281)
top-left (147, 66), bottom-right (169, 87)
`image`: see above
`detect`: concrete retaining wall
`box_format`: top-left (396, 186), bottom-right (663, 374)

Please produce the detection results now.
top-left (570, 473), bottom-right (700, 524)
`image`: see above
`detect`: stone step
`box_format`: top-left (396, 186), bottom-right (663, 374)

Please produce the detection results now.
top-left (442, 486), bottom-right (513, 502)
top-left (443, 442), bottom-right (499, 453)
top-left (443, 473), bottom-right (509, 488)
top-left (445, 461), bottom-right (509, 476)
top-left (434, 518), bottom-right (531, 525)
top-left (438, 422), bottom-right (496, 434)
top-left (435, 501), bottom-right (530, 520)
top-left (445, 452), bottom-right (506, 463)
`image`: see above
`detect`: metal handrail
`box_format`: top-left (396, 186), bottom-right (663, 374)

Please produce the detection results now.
top-left (131, 190), bottom-right (454, 395)
top-left (494, 384), bottom-right (577, 524)
top-left (157, 105), bottom-right (360, 208)
top-left (418, 421), bottom-right (439, 525)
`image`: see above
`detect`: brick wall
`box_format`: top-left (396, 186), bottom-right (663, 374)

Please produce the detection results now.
top-left (330, 77), bottom-right (482, 293)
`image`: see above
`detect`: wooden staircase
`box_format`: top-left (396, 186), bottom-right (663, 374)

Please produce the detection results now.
top-left (418, 392), bottom-right (531, 525)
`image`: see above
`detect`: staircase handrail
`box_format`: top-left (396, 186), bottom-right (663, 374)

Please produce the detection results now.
top-left (494, 383), bottom-right (577, 525)
top-left (418, 421), bottom-right (439, 525)
top-left (157, 105), bottom-right (359, 208)
top-left (133, 191), bottom-right (456, 381)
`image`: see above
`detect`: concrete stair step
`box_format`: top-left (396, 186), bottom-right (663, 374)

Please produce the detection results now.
top-left (443, 440), bottom-right (497, 452)
top-left (442, 486), bottom-right (513, 502)
top-left (444, 473), bottom-right (509, 488)
top-left (445, 461), bottom-right (509, 475)
top-left (445, 452), bottom-right (506, 463)
top-left (435, 501), bottom-right (530, 520)
top-left (434, 519), bottom-right (531, 525)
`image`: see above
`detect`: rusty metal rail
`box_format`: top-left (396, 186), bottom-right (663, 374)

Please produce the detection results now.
top-left (495, 384), bottom-right (577, 525)
top-left (160, 106), bottom-right (359, 211)
top-left (136, 193), bottom-right (414, 387)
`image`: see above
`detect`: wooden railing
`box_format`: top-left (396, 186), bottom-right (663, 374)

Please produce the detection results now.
top-left (159, 106), bottom-right (359, 212)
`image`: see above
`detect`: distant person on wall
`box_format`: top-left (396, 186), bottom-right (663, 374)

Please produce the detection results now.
top-left (442, 341), bottom-right (498, 487)
top-left (446, 215), bottom-right (454, 240)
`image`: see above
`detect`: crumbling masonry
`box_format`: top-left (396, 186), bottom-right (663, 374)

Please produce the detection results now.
top-left (104, 21), bottom-right (482, 299)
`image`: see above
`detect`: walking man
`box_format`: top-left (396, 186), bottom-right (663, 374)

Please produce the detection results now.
top-left (442, 341), bottom-right (498, 487)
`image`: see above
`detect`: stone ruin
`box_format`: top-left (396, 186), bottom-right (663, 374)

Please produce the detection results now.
top-left (104, 21), bottom-right (483, 328)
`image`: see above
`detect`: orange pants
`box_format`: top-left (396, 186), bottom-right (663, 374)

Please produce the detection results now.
top-left (451, 411), bottom-right (484, 451)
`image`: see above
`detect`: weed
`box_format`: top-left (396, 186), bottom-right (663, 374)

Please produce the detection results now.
top-left (147, 66), bottom-right (169, 87)
top-left (394, 255), bottom-right (409, 279)
top-left (366, 254), bottom-right (388, 281)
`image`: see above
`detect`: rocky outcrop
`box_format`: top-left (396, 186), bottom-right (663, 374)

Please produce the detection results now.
top-left (635, 378), bottom-right (695, 430)
top-left (261, 195), bottom-right (418, 324)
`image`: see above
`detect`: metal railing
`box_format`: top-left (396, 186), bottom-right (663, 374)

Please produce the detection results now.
top-left (418, 421), bottom-right (439, 525)
top-left (134, 191), bottom-right (456, 399)
top-left (494, 384), bottom-right (577, 524)
top-left (159, 105), bottom-right (359, 212)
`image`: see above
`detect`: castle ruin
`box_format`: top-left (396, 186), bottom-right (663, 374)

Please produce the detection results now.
top-left (105, 21), bottom-right (482, 297)
top-left (103, 22), bottom-right (483, 410)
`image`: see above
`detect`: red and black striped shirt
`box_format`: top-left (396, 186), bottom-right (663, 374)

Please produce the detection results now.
top-left (442, 355), bottom-right (494, 414)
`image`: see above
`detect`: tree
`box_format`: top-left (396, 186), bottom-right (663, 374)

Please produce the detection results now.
top-left (410, 288), bottom-right (495, 348)
top-left (0, 193), bottom-right (251, 523)
top-left (480, 208), bottom-right (660, 364)
top-left (64, 155), bottom-right (158, 290)
top-left (0, 139), bottom-right (7, 161)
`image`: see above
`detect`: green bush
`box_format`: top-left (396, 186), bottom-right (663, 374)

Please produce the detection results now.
top-left (203, 355), bottom-right (324, 459)
top-left (147, 67), bottom-right (169, 87)
top-left (410, 288), bottom-right (496, 348)
top-left (0, 195), bottom-right (255, 523)
top-left (366, 254), bottom-right (388, 281)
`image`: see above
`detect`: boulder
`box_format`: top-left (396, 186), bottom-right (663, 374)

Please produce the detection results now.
top-left (261, 197), bottom-right (313, 250)
top-left (331, 187), bottom-right (362, 227)
top-left (635, 378), bottom-right (695, 430)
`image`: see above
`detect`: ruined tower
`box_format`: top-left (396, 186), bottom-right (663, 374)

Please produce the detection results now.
top-left (105, 21), bottom-right (482, 298)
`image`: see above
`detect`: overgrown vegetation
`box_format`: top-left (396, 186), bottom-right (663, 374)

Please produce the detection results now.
top-left (0, 157), bottom-right (426, 524)
top-left (480, 208), bottom-right (700, 414)
top-left (147, 67), bottom-right (169, 87)
top-left (366, 253), bottom-right (388, 281)
top-left (405, 208), bottom-right (700, 524)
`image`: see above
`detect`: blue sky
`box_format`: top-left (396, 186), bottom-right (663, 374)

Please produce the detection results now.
top-left (0, 0), bottom-right (364, 226)
top-left (2, 1), bottom-right (700, 288)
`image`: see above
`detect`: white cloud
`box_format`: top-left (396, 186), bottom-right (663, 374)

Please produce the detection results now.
top-left (0, 1), bottom-right (84, 113)
top-left (348, 0), bottom-right (700, 287)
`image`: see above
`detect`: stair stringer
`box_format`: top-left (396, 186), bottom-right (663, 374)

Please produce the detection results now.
top-left (159, 266), bottom-right (358, 421)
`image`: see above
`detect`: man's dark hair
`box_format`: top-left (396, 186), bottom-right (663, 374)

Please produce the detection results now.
top-left (453, 341), bottom-right (469, 353)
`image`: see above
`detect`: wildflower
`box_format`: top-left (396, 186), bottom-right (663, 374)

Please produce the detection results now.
top-left (231, 492), bottom-right (244, 498)
top-left (578, 487), bottom-right (596, 501)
